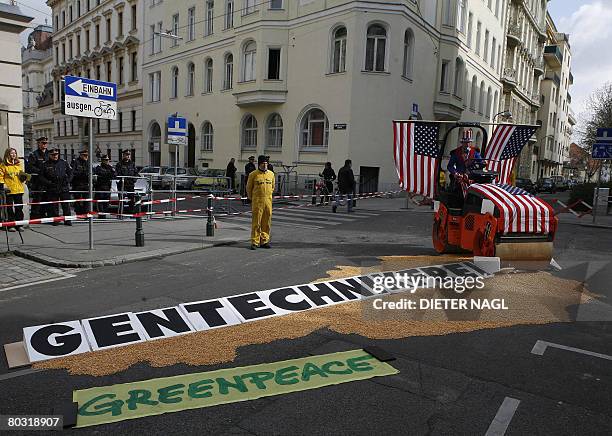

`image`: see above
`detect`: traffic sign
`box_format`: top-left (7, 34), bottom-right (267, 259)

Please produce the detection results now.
top-left (593, 128), bottom-right (612, 159)
top-left (63, 75), bottom-right (117, 120)
top-left (168, 115), bottom-right (187, 146)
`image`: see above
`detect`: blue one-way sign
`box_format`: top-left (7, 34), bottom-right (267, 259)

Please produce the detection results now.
top-left (64, 75), bottom-right (117, 120)
top-left (167, 115), bottom-right (187, 146)
top-left (593, 128), bottom-right (612, 160)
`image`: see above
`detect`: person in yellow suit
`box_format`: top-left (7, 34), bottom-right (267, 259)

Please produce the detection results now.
top-left (0, 147), bottom-right (29, 232)
top-left (246, 155), bottom-right (275, 250)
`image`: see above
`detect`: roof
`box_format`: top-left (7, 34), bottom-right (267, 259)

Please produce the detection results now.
top-left (0, 3), bottom-right (33, 23)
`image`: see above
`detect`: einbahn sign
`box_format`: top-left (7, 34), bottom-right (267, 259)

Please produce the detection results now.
top-left (64, 75), bottom-right (117, 120)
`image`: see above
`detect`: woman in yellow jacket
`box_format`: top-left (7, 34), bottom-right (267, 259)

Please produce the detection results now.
top-left (0, 147), bottom-right (28, 231)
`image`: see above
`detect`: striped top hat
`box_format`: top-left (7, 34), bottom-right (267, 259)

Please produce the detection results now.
top-left (461, 128), bottom-right (473, 143)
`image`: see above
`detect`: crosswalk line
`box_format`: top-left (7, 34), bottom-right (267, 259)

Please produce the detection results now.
top-left (218, 215), bottom-right (323, 230)
top-left (270, 213), bottom-right (342, 226)
top-left (273, 210), bottom-right (357, 223)
top-left (292, 208), bottom-right (378, 219)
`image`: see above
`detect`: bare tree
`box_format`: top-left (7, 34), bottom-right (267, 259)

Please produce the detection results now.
top-left (578, 83), bottom-right (612, 181)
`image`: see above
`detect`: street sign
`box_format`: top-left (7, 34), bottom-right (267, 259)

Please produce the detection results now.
top-left (64, 75), bottom-right (117, 120)
top-left (412, 103), bottom-right (419, 116)
top-left (334, 123), bottom-right (347, 130)
top-left (593, 128), bottom-right (612, 159)
top-left (167, 115), bottom-right (187, 146)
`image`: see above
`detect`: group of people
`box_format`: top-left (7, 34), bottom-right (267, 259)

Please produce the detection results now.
top-left (0, 136), bottom-right (140, 231)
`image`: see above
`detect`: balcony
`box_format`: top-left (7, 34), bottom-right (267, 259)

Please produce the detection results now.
top-left (569, 71), bottom-right (574, 85)
top-left (568, 108), bottom-right (577, 126)
top-left (233, 80), bottom-right (287, 106)
top-left (533, 58), bottom-right (544, 76)
top-left (567, 92), bottom-right (572, 104)
top-left (501, 68), bottom-right (517, 89)
top-left (506, 22), bottom-right (521, 48)
top-left (544, 45), bottom-right (563, 68)
top-left (544, 71), bottom-right (561, 87)
top-left (531, 92), bottom-right (542, 108)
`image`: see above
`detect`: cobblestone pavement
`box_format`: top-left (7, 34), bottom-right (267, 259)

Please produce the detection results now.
top-left (0, 254), bottom-right (78, 291)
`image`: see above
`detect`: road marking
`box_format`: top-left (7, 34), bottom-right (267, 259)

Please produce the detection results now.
top-left (218, 216), bottom-right (323, 230)
top-left (0, 368), bottom-right (42, 382)
top-left (269, 213), bottom-right (341, 226)
top-left (0, 274), bottom-right (76, 293)
top-left (531, 340), bottom-right (612, 361)
top-left (485, 397), bottom-right (520, 436)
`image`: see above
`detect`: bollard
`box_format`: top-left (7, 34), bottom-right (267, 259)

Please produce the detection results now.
top-left (135, 199), bottom-right (145, 246)
top-left (206, 194), bottom-right (215, 237)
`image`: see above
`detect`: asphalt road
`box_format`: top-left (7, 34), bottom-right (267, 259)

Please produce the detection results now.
top-left (1, 194), bottom-right (611, 435)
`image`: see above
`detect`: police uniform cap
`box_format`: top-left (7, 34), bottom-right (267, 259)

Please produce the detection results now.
top-left (101, 155), bottom-right (110, 160)
top-left (49, 148), bottom-right (60, 155)
top-left (36, 136), bottom-right (48, 142)
top-left (257, 155), bottom-right (267, 165)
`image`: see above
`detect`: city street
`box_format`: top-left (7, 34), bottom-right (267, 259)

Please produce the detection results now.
top-left (1, 194), bottom-right (611, 435)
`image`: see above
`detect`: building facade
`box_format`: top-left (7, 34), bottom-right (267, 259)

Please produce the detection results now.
top-left (536, 12), bottom-right (575, 180)
top-left (47, 0), bottom-right (144, 165)
top-left (22, 24), bottom-right (54, 151)
top-left (141, 0), bottom-right (513, 191)
top-left (0, 3), bottom-right (33, 158)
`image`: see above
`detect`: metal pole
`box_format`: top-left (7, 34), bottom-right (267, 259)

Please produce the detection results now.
top-left (88, 118), bottom-right (94, 249)
top-left (173, 143), bottom-right (178, 216)
top-left (206, 194), bottom-right (214, 236)
top-left (593, 164), bottom-right (603, 224)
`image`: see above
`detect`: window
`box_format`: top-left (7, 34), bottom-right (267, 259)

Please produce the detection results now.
top-left (118, 12), bottom-right (123, 37)
top-left (171, 66), bottom-right (179, 98)
top-left (171, 14), bottom-right (179, 46)
top-left (267, 113), bottom-right (283, 148)
top-left (95, 24), bottom-right (100, 47)
top-left (243, 41), bottom-right (256, 82)
top-left (85, 29), bottom-right (90, 51)
top-left (331, 27), bottom-right (347, 73)
top-left (483, 30), bottom-right (489, 62)
top-left (188, 8), bottom-right (195, 41)
top-left (205, 58), bottom-right (213, 92)
top-left (76, 34), bottom-right (81, 55)
top-left (96, 65), bottom-right (101, 80)
top-left (69, 39), bottom-right (73, 59)
top-left (62, 43), bottom-right (65, 62)
top-left (486, 87), bottom-right (493, 118)
top-left (224, 53), bottom-right (233, 89)
top-left (118, 112), bottom-right (123, 132)
top-left (491, 38), bottom-right (496, 68)
top-left (149, 71), bottom-right (161, 102)
top-left (206, 1), bottom-right (214, 36)
top-left (201, 122), bottom-right (213, 151)
top-left (156, 22), bottom-right (163, 52)
top-left (55, 46), bottom-right (59, 63)
top-left (453, 58), bottom-right (463, 97)
top-left (467, 13), bottom-right (473, 48)
top-left (457, 0), bottom-right (467, 33)
top-left (150, 25), bottom-right (156, 54)
top-left (62, 10), bottom-right (65, 27)
top-left (470, 75), bottom-right (477, 110)
top-left (365, 24), bottom-right (387, 72)
top-left (300, 108), bottom-right (329, 148)
top-left (440, 60), bottom-right (450, 93)
top-left (131, 4), bottom-right (137, 30)
top-left (242, 114), bottom-right (257, 149)
top-left (106, 61), bottom-right (112, 81)
top-left (225, 0), bottom-right (234, 29)
top-left (479, 81), bottom-right (485, 114)
top-left (443, 0), bottom-right (453, 26)
top-left (131, 110), bottom-right (136, 131)
top-left (402, 29), bottom-right (414, 79)
top-left (106, 17), bottom-right (111, 42)
top-left (118, 56), bottom-right (124, 85)
top-left (131, 52), bottom-right (138, 81)
top-left (475, 22), bottom-right (481, 55)
top-left (270, 0), bottom-right (283, 9)
top-left (267, 48), bottom-right (281, 80)
top-left (55, 15), bottom-right (58, 31)
top-left (187, 63), bottom-right (195, 96)
top-left (244, 0), bottom-right (256, 15)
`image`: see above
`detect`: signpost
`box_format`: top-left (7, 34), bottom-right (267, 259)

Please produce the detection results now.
top-left (167, 115), bottom-right (187, 215)
top-left (64, 75), bottom-right (117, 249)
top-left (592, 128), bottom-right (612, 223)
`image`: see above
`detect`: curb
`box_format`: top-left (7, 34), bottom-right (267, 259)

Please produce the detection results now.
top-left (578, 223), bottom-right (612, 230)
top-left (13, 240), bottom-right (240, 268)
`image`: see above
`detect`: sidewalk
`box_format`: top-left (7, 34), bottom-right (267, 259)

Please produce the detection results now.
top-left (557, 212), bottom-right (612, 229)
top-left (3, 217), bottom-right (250, 268)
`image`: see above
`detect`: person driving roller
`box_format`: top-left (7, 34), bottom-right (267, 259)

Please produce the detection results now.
top-left (447, 128), bottom-right (482, 193)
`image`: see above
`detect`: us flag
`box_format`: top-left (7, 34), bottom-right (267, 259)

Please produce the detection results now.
top-left (393, 121), bottom-right (441, 198)
top-left (484, 124), bottom-right (538, 184)
top-left (469, 183), bottom-right (554, 234)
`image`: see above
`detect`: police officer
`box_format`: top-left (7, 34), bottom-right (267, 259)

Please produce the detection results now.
top-left (115, 150), bottom-right (138, 213)
top-left (246, 155), bottom-right (275, 250)
top-left (242, 156), bottom-right (256, 205)
top-left (38, 148), bottom-right (73, 225)
top-left (26, 136), bottom-right (49, 219)
top-left (226, 158), bottom-right (237, 193)
top-left (71, 148), bottom-right (90, 214)
top-left (94, 155), bottom-right (115, 213)
top-left (337, 159), bottom-right (356, 213)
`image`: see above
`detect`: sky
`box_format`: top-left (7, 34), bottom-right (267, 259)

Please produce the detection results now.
top-left (10, 0), bottom-right (612, 119)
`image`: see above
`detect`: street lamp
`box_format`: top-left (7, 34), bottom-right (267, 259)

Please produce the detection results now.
top-left (154, 30), bottom-right (183, 41)
top-left (493, 111), bottom-right (512, 123)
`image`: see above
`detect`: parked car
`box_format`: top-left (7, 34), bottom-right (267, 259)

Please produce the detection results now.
top-left (160, 167), bottom-right (200, 190)
top-left (551, 176), bottom-right (569, 191)
top-left (568, 179), bottom-right (579, 189)
top-left (536, 178), bottom-right (557, 193)
top-left (192, 169), bottom-right (230, 193)
top-left (139, 166), bottom-right (168, 189)
top-left (515, 178), bottom-right (537, 194)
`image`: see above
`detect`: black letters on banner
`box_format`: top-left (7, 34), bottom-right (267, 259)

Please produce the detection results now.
top-left (30, 324), bottom-right (83, 356)
top-left (327, 278), bottom-right (375, 300)
top-left (183, 300), bottom-right (230, 328)
top-left (268, 288), bottom-right (312, 311)
top-left (443, 263), bottom-right (481, 278)
top-left (87, 314), bottom-right (143, 348)
top-left (135, 309), bottom-right (193, 339)
top-left (297, 283), bottom-right (345, 307)
top-left (227, 293), bottom-right (276, 320)
top-left (419, 266), bottom-right (452, 278)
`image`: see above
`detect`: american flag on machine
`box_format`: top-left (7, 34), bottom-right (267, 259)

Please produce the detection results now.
top-left (393, 121), bottom-right (441, 199)
top-left (468, 183), bottom-right (554, 234)
top-left (484, 124), bottom-right (538, 184)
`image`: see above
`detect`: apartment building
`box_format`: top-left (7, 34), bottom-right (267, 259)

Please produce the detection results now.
top-left (142, 0), bottom-right (513, 191)
top-left (536, 12), bottom-right (575, 180)
top-left (22, 24), bottom-right (54, 151)
top-left (47, 0), bottom-right (144, 165)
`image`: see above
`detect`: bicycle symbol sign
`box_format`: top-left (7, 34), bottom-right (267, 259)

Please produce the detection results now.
top-left (64, 75), bottom-right (117, 120)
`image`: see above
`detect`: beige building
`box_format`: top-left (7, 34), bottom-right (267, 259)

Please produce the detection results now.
top-left (0, 3), bottom-right (33, 158)
top-left (536, 13), bottom-right (575, 180)
top-left (22, 24), bottom-right (54, 151)
top-left (47, 0), bottom-right (144, 164)
top-left (142, 0), bottom-right (513, 191)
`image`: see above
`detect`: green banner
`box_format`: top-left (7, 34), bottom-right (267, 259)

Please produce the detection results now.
top-left (73, 349), bottom-right (398, 428)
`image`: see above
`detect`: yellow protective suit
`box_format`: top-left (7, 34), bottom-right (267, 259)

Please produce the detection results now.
top-left (246, 169), bottom-right (275, 246)
top-left (0, 160), bottom-right (25, 195)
